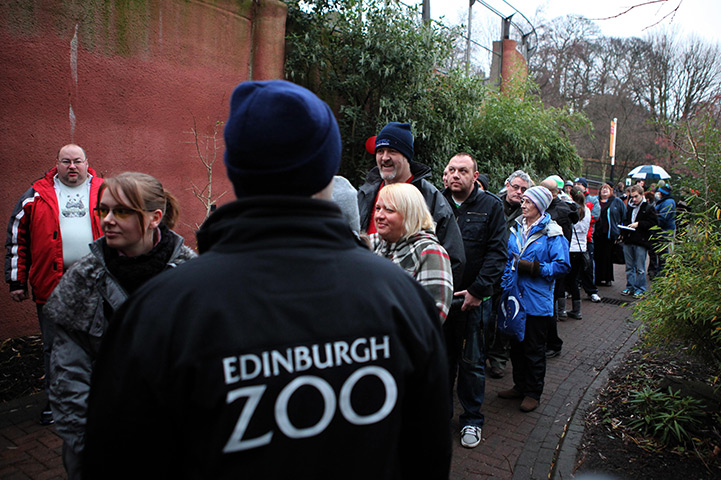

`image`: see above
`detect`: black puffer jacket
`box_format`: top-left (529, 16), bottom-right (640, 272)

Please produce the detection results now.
top-left (546, 196), bottom-right (579, 243)
top-left (84, 197), bottom-right (451, 480)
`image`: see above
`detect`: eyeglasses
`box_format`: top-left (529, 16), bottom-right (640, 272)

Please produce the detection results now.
top-left (94, 206), bottom-right (140, 220)
top-left (59, 159), bottom-right (86, 166)
top-left (508, 183), bottom-right (528, 193)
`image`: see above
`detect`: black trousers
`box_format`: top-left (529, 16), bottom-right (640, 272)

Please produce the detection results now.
top-left (510, 314), bottom-right (549, 401)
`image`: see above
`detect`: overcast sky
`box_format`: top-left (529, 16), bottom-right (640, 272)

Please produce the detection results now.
top-left (414, 0), bottom-right (720, 42)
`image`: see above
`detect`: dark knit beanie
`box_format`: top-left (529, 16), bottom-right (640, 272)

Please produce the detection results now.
top-left (658, 184), bottom-right (672, 196)
top-left (574, 177), bottom-right (588, 188)
top-left (375, 122), bottom-right (414, 161)
top-left (223, 80), bottom-right (341, 197)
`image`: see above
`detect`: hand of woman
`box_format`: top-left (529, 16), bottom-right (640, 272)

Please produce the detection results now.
top-left (517, 259), bottom-right (541, 277)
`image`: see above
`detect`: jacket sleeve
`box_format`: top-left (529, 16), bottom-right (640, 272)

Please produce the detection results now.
top-left (5, 188), bottom-right (35, 291)
top-left (415, 243), bottom-right (454, 324)
top-left (467, 199), bottom-right (507, 300)
top-left (500, 233), bottom-right (517, 290)
top-left (656, 199), bottom-right (675, 231)
top-left (590, 196), bottom-right (601, 220)
top-left (431, 193), bottom-right (466, 289)
top-left (48, 323), bottom-right (95, 454)
top-left (638, 204), bottom-right (658, 232)
top-left (568, 201), bottom-right (579, 224)
top-left (540, 234), bottom-right (571, 280)
top-left (45, 258), bottom-right (108, 455)
top-left (356, 182), bottom-right (375, 233)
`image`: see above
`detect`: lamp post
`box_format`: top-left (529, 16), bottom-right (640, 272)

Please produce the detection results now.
top-left (609, 118), bottom-right (617, 183)
top-left (422, 0), bottom-right (430, 23)
top-left (466, 0), bottom-right (475, 74)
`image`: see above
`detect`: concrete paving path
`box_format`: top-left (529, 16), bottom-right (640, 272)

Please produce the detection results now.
top-left (1, 265), bottom-right (640, 480)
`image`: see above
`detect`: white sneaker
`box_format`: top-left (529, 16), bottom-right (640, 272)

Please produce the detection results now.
top-left (589, 293), bottom-right (601, 303)
top-left (460, 425), bottom-right (482, 448)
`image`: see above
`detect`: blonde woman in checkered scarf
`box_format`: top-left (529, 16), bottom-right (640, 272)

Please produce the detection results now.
top-left (370, 183), bottom-right (453, 324)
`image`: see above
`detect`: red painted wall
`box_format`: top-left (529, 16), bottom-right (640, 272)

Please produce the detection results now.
top-left (0, 0), bottom-right (287, 339)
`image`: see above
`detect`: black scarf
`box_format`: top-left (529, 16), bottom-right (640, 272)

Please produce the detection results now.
top-left (103, 223), bottom-right (175, 294)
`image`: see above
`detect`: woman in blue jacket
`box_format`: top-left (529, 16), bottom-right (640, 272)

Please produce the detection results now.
top-left (498, 186), bottom-right (570, 412)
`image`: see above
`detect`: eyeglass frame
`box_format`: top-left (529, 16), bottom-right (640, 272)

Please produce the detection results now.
top-left (94, 205), bottom-right (151, 220)
top-left (58, 159), bottom-right (87, 166)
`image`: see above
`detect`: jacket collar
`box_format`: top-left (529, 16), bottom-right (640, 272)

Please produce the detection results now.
top-left (196, 196), bottom-right (361, 254)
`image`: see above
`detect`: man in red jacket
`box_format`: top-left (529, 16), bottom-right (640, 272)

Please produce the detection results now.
top-left (5, 144), bottom-right (103, 425)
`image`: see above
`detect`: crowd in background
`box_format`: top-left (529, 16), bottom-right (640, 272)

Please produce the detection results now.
top-left (5, 79), bottom-right (687, 478)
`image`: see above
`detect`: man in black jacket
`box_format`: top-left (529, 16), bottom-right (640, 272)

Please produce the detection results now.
top-left (357, 122), bottom-right (465, 287)
top-left (83, 80), bottom-right (452, 480)
top-left (443, 153), bottom-right (507, 449)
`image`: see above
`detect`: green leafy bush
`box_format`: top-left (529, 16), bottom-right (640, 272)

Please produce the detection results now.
top-left (626, 386), bottom-right (706, 446)
top-left (635, 207), bottom-right (721, 370)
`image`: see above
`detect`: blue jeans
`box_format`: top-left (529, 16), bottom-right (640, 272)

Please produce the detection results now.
top-left (623, 243), bottom-right (648, 294)
top-left (443, 297), bottom-right (491, 428)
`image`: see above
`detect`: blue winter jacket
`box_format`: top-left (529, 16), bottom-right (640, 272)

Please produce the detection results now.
top-left (501, 213), bottom-right (571, 317)
top-left (655, 196), bottom-right (676, 233)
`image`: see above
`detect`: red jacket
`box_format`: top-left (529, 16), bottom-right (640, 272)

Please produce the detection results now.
top-left (5, 167), bottom-right (104, 303)
top-left (586, 201), bottom-right (596, 243)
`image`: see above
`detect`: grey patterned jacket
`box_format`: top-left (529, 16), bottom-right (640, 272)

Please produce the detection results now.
top-left (44, 231), bottom-right (196, 455)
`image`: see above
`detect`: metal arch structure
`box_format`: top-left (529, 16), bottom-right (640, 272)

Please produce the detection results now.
top-left (476, 0), bottom-right (537, 60)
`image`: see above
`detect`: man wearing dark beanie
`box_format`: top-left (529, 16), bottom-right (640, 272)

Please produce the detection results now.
top-left (358, 121), bottom-right (465, 287)
top-left (83, 80), bottom-right (451, 480)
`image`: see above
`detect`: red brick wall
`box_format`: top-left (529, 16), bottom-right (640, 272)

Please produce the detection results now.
top-left (501, 39), bottom-right (528, 93)
top-left (0, 0), bottom-right (287, 339)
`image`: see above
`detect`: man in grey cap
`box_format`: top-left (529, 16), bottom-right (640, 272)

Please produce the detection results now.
top-left (83, 80), bottom-right (451, 480)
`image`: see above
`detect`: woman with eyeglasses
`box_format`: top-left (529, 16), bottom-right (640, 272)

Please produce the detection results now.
top-left (43, 172), bottom-right (196, 480)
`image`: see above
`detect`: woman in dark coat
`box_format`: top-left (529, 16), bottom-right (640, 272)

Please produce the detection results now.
top-left (593, 183), bottom-right (626, 286)
top-left (45, 172), bottom-right (196, 480)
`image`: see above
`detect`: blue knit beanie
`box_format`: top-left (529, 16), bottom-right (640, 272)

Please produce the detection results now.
top-left (375, 122), bottom-right (414, 161)
top-left (658, 184), bottom-right (672, 196)
top-left (223, 80), bottom-right (341, 197)
top-left (523, 186), bottom-right (553, 214)
top-left (574, 177), bottom-right (588, 188)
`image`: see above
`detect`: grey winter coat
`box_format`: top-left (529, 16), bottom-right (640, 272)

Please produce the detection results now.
top-left (45, 231), bottom-right (196, 455)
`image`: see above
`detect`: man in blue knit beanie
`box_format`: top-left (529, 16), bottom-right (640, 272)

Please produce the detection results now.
top-left (357, 121), bottom-right (465, 287)
top-left (83, 81), bottom-right (452, 480)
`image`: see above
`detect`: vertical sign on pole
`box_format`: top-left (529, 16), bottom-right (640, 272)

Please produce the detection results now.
top-left (609, 118), bottom-right (617, 183)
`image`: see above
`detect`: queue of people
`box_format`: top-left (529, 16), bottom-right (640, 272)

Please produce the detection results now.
top-left (5, 79), bottom-right (679, 478)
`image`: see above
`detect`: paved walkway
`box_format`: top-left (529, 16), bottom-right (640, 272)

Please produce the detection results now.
top-left (1, 265), bottom-right (639, 480)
